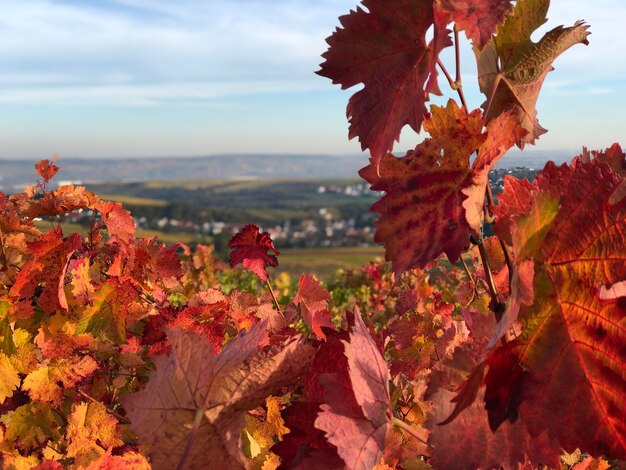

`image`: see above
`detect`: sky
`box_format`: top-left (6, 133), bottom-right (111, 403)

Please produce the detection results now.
top-left (0, 0), bottom-right (623, 159)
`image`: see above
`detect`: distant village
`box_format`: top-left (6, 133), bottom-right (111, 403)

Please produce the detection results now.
top-left (37, 167), bottom-right (537, 251)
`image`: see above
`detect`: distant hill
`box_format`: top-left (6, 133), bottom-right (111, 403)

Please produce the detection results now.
top-left (0, 149), bottom-right (576, 192)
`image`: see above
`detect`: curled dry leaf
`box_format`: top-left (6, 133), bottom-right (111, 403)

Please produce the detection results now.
top-left (475, 0), bottom-right (590, 146)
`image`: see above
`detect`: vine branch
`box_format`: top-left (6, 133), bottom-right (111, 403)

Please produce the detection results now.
top-left (265, 278), bottom-right (283, 315)
top-left (392, 416), bottom-right (428, 445)
top-left (437, 27), bottom-right (468, 111)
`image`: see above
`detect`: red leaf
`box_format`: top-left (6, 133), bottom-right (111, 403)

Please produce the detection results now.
top-left (427, 346), bottom-right (557, 469)
top-left (94, 201), bottom-right (136, 246)
top-left (228, 224), bottom-right (279, 281)
top-left (360, 102), bottom-right (523, 273)
top-left (487, 156), bottom-right (626, 458)
top-left (435, 0), bottom-right (514, 49)
top-left (35, 157), bottom-right (60, 185)
top-left (315, 308), bottom-right (391, 469)
top-left (317, 0), bottom-right (450, 165)
top-left (10, 228), bottom-right (82, 314)
top-left (579, 143), bottom-right (626, 204)
top-left (293, 274), bottom-right (332, 340)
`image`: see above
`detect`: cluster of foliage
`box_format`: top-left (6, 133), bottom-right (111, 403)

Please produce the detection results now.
top-left (0, 0), bottom-right (624, 469)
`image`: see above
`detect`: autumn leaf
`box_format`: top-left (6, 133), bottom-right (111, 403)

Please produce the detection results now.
top-left (428, 386), bottom-right (556, 469)
top-left (487, 157), bottom-right (626, 458)
top-left (75, 279), bottom-right (138, 344)
top-left (293, 274), bottom-right (332, 340)
top-left (78, 449), bottom-right (151, 470)
top-left (35, 157), bottom-right (60, 185)
top-left (315, 308), bottom-right (391, 470)
top-left (475, 0), bottom-right (590, 146)
top-left (35, 313), bottom-right (94, 359)
top-left (317, 0), bottom-right (450, 166)
top-left (435, 0), bottom-right (514, 49)
top-left (22, 355), bottom-right (98, 406)
top-left (229, 224), bottom-right (279, 281)
top-left (65, 401), bottom-right (124, 466)
top-left (15, 184), bottom-right (99, 220)
top-left (0, 353), bottom-right (20, 404)
top-left (426, 346), bottom-right (557, 469)
top-left (360, 101), bottom-right (523, 273)
top-left (1, 402), bottom-right (62, 452)
top-left (94, 201), bottom-right (136, 246)
top-left (122, 321), bottom-right (314, 469)
top-left (10, 228), bottom-right (82, 314)
top-left (70, 257), bottom-right (96, 306)
top-left (579, 143), bottom-right (626, 205)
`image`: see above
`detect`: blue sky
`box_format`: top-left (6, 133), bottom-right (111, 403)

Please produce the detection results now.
top-left (0, 0), bottom-right (623, 159)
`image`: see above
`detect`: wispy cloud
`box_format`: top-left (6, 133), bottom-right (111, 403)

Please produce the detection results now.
top-left (0, 0), bottom-right (348, 105)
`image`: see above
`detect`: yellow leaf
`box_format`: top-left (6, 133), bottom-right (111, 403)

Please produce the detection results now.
top-left (0, 453), bottom-right (40, 470)
top-left (245, 396), bottom-right (290, 452)
top-left (1, 403), bottom-right (62, 452)
top-left (82, 448), bottom-right (151, 470)
top-left (265, 396), bottom-right (289, 441)
top-left (65, 401), bottom-right (124, 466)
top-left (9, 329), bottom-right (38, 374)
top-left (260, 452), bottom-right (281, 470)
top-left (0, 353), bottom-right (20, 404)
top-left (22, 356), bottom-right (98, 406)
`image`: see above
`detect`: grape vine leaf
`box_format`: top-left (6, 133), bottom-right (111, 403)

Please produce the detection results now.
top-left (360, 101), bottom-right (523, 273)
top-left (475, 0), bottom-right (590, 146)
top-left (122, 321), bottom-right (315, 469)
top-left (487, 156), bottom-right (626, 458)
top-left (435, 0), bottom-right (514, 49)
top-left (0, 353), bottom-right (20, 404)
top-left (579, 143), bottom-right (626, 205)
top-left (22, 355), bottom-right (98, 406)
top-left (228, 224), bottom-right (279, 281)
top-left (74, 279), bottom-right (138, 345)
top-left (35, 313), bottom-right (94, 359)
top-left (429, 386), bottom-right (556, 469)
top-left (94, 201), bottom-right (136, 246)
top-left (65, 401), bottom-right (124, 466)
top-left (317, 0), bottom-right (450, 166)
top-left (10, 229), bottom-right (82, 314)
top-left (315, 308), bottom-right (391, 469)
top-left (1, 402), bottom-right (62, 452)
top-left (293, 274), bottom-right (332, 340)
top-left (35, 158), bottom-right (60, 185)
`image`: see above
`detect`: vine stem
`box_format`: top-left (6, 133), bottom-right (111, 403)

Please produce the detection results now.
top-left (0, 226), bottom-right (7, 272)
top-left (453, 26), bottom-right (466, 108)
top-left (485, 183), bottom-right (515, 285)
top-left (177, 407), bottom-right (205, 470)
top-left (437, 27), bottom-right (468, 111)
top-left (392, 417), bottom-right (428, 445)
top-left (499, 239), bottom-right (514, 285)
top-left (476, 239), bottom-right (506, 324)
top-left (459, 255), bottom-right (476, 288)
top-left (265, 278), bottom-right (283, 315)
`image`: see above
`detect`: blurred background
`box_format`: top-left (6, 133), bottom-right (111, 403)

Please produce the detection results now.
top-left (0, 0), bottom-right (623, 278)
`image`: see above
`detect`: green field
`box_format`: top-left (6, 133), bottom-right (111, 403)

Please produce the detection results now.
top-left (88, 178), bottom-right (377, 226)
top-left (278, 246), bottom-right (384, 280)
